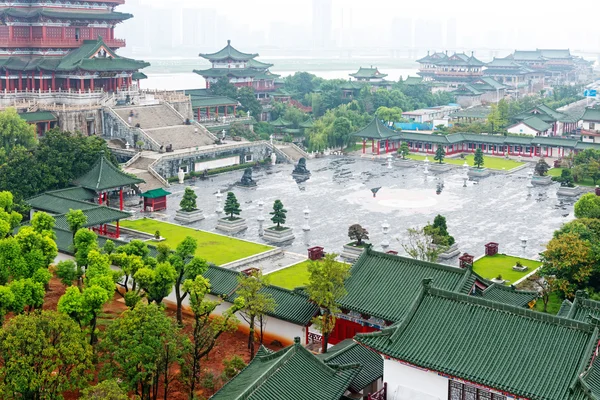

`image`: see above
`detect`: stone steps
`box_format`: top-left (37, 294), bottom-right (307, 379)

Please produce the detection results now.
top-left (128, 156), bottom-right (155, 171)
top-left (278, 146), bottom-right (304, 162)
top-left (115, 104), bottom-right (183, 129)
top-left (126, 169), bottom-right (165, 192)
top-left (143, 125), bottom-right (214, 150)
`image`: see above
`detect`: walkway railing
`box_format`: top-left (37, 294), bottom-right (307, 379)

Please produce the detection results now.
top-left (161, 100), bottom-right (219, 142)
top-left (104, 106), bottom-right (161, 151)
top-left (157, 141), bottom-right (270, 162)
top-left (121, 151), bottom-right (142, 169)
top-left (148, 158), bottom-right (170, 187)
top-left (368, 383), bottom-right (387, 400)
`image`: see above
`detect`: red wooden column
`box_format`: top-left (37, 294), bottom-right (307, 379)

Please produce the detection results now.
top-left (90, 78), bottom-right (94, 91)
top-left (116, 221), bottom-right (120, 238)
top-left (51, 72), bottom-right (55, 91)
top-left (362, 139), bottom-right (366, 154)
top-left (80, 78), bottom-right (83, 92)
top-left (119, 188), bottom-right (124, 210)
top-left (377, 141), bottom-right (380, 155)
top-left (371, 139), bottom-right (374, 152)
top-left (17, 72), bottom-right (21, 91)
top-left (385, 140), bottom-right (389, 153)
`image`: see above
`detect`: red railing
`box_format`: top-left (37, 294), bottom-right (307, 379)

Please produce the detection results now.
top-left (0, 37), bottom-right (126, 48)
top-left (307, 332), bottom-right (322, 344)
top-left (368, 383), bottom-right (387, 400)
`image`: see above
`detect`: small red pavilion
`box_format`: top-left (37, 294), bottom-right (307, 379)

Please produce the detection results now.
top-left (141, 188), bottom-right (171, 212)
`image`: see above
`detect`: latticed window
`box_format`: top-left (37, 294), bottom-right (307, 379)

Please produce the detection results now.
top-left (448, 380), bottom-right (506, 400)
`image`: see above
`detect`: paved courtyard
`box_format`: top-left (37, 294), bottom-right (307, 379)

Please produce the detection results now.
top-left (127, 155), bottom-right (577, 266)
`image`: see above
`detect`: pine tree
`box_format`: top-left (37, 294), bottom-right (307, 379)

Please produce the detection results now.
top-left (179, 187), bottom-right (197, 212)
top-left (270, 200), bottom-right (287, 228)
top-left (474, 148), bottom-right (485, 169)
top-left (398, 142), bottom-right (410, 159)
top-left (434, 145), bottom-right (446, 164)
top-left (535, 158), bottom-right (550, 177)
top-left (223, 192), bottom-right (241, 220)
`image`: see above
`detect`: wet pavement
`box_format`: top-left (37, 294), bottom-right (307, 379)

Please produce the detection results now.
top-left (130, 156), bottom-right (577, 267)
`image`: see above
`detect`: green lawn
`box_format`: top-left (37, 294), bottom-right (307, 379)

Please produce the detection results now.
top-left (120, 218), bottom-right (272, 265)
top-left (473, 254), bottom-right (542, 285)
top-left (534, 291), bottom-right (563, 315)
top-left (406, 154), bottom-right (524, 170)
top-left (268, 259), bottom-right (350, 290)
top-left (548, 168), bottom-right (597, 187)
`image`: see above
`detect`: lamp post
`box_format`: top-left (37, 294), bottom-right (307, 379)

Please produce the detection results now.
top-left (257, 200), bottom-right (265, 235)
top-left (381, 220), bottom-right (390, 248)
top-left (215, 189), bottom-right (223, 214)
top-left (302, 207), bottom-right (311, 231)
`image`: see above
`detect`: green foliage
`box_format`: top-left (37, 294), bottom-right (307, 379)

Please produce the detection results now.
top-left (348, 224), bottom-right (369, 245)
top-left (306, 253), bottom-right (350, 353)
top-left (31, 267), bottom-right (52, 287)
top-left (74, 228), bottom-right (98, 268)
top-left (81, 379), bottom-right (129, 400)
top-left (535, 158), bottom-right (550, 176)
top-left (398, 142), bottom-right (410, 159)
top-left (284, 72), bottom-right (322, 100)
top-left (103, 239), bottom-right (116, 255)
top-left (0, 108), bottom-right (37, 157)
top-left (237, 86), bottom-right (262, 119)
top-left (0, 285), bottom-right (14, 324)
top-left (100, 303), bottom-right (188, 400)
top-left (434, 145), bottom-right (446, 164)
top-left (474, 148), bottom-right (485, 169)
top-left (180, 187), bottom-right (198, 212)
top-left (224, 192), bottom-right (241, 220)
top-left (270, 199), bottom-right (287, 228)
top-left (0, 311), bottom-right (93, 399)
top-left (221, 355), bottom-right (247, 382)
top-left (237, 270), bottom-right (275, 357)
top-left (424, 215), bottom-right (455, 246)
top-left (376, 106), bottom-right (404, 123)
top-left (209, 77), bottom-right (237, 99)
top-left (402, 227), bottom-right (448, 262)
top-left (306, 102), bottom-right (371, 151)
top-left (56, 260), bottom-right (82, 286)
top-left (575, 193), bottom-right (600, 219)
top-left (66, 209), bottom-right (87, 238)
top-left (229, 122), bottom-right (260, 141)
top-left (31, 211), bottom-right (55, 236)
top-left (134, 262), bottom-right (177, 305)
top-left (553, 169), bottom-right (575, 187)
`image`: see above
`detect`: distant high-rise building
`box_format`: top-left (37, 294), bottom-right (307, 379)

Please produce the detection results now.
top-left (312, 0), bottom-right (332, 49)
top-left (414, 19), bottom-right (443, 50)
top-left (446, 18), bottom-right (457, 50)
top-left (182, 9), bottom-right (201, 48)
top-left (199, 9), bottom-right (218, 50)
top-left (391, 17), bottom-right (413, 48)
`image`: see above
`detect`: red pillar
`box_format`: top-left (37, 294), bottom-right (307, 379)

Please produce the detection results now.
top-left (17, 72), bottom-right (21, 91)
top-left (377, 141), bottom-right (380, 155)
top-left (98, 193), bottom-right (102, 205)
top-left (371, 140), bottom-right (374, 152)
top-left (39, 70), bottom-right (42, 91)
top-left (66, 77), bottom-right (70, 90)
top-left (51, 72), bottom-right (55, 91)
top-left (385, 140), bottom-right (389, 153)
top-left (362, 139), bottom-right (366, 154)
top-left (119, 188), bottom-right (124, 211)
top-left (80, 78), bottom-right (84, 92)
top-left (116, 220), bottom-right (120, 238)
top-left (90, 78), bottom-right (94, 91)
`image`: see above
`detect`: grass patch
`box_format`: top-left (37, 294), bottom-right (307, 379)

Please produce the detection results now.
top-left (268, 259), bottom-right (350, 290)
top-left (120, 218), bottom-right (272, 266)
top-left (473, 254), bottom-right (542, 285)
top-left (406, 154), bottom-right (524, 170)
top-left (345, 142), bottom-right (364, 152)
top-left (548, 167), bottom-right (598, 187)
top-left (534, 291), bottom-right (563, 315)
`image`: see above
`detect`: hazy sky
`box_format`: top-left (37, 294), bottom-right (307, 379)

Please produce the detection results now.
top-left (121, 0), bottom-right (600, 52)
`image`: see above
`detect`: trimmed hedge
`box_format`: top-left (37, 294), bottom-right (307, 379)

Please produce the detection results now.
top-left (167, 159), bottom-right (269, 183)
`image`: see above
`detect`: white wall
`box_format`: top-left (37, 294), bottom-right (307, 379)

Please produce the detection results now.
top-left (583, 121), bottom-right (599, 132)
top-left (195, 156), bottom-right (239, 171)
top-left (384, 359), bottom-right (448, 400)
top-left (507, 122), bottom-right (539, 136)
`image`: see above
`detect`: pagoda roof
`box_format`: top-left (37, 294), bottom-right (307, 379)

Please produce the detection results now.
top-left (484, 67), bottom-right (536, 76)
top-left (514, 104), bottom-right (572, 123)
top-left (54, 206), bottom-right (131, 231)
top-left (247, 58), bottom-right (273, 69)
top-left (416, 51), bottom-right (448, 63)
top-left (538, 49), bottom-right (572, 59)
top-left (356, 281), bottom-right (599, 400)
top-left (0, 7), bottom-right (132, 21)
top-left (211, 341), bottom-right (359, 400)
top-left (253, 70), bottom-right (280, 80)
top-left (317, 339), bottom-right (383, 393)
top-left (352, 118), bottom-right (399, 140)
top-left (269, 117), bottom-right (292, 127)
top-left (452, 106), bottom-right (491, 119)
top-left (73, 155), bottom-right (144, 191)
top-left (191, 95), bottom-right (238, 108)
top-left (582, 108), bottom-right (600, 122)
top-left (452, 84), bottom-right (483, 96)
top-left (511, 116), bottom-right (552, 133)
top-left (299, 118), bottom-right (314, 128)
top-left (403, 76), bottom-right (425, 85)
top-left (339, 80), bottom-right (366, 91)
top-left (471, 77), bottom-right (507, 91)
top-left (140, 188), bottom-right (171, 199)
top-left (476, 283), bottom-right (538, 308)
top-left (486, 57), bottom-right (523, 68)
top-left (436, 52), bottom-right (484, 67)
top-left (558, 292), bottom-right (600, 323)
top-left (193, 67), bottom-right (278, 80)
top-left (132, 72), bottom-right (147, 80)
top-left (19, 111), bottom-right (56, 123)
top-left (511, 50), bottom-right (547, 61)
top-left (349, 67), bottom-right (388, 79)
top-left (199, 40), bottom-right (258, 61)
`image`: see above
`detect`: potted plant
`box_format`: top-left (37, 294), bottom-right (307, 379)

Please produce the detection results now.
top-left (342, 224), bottom-right (370, 261)
top-left (513, 260), bottom-right (528, 272)
top-left (216, 192), bottom-right (247, 233)
top-left (174, 187), bottom-right (204, 224)
top-left (263, 200), bottom-right (295, 243)
top-left (531, 158), bottom-right (552, 186)
top-left (424, 215), bottom-right (460, 260)
top-left (555, 168), bottom-right (581, 197)
top-left (429, 145), bottom-right (452, 172)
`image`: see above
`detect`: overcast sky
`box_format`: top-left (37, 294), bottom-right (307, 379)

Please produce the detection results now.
top-left (120, 0), bottom-right (600, 53)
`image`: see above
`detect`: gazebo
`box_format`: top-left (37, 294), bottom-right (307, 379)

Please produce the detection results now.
top-left (73, 155), bottom-right (144, 210)
top-left (352, 117), bottom-right (400, 155)
top-left (141, 188), bottom-right (171, 212)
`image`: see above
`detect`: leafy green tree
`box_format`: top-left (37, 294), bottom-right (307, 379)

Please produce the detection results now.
top-left (181, 276), bottom-right (243, 398)
top-left (331, 116), bottom-right (353, 148)
top-left (31, 211), bottom-right (55, 237)
top-left (0, 108), bottom-right (37, 156)
top-left (535, 158), bottom-right (550, 176)
top-left (31, 267), bottom-right (52, 289)
top-left (179, 187), bottom-right (197, 212)
top-left (319, 80), bottom-right (344, 111)
top-left (66, 209), bottom-right (87, 240)
top-left (270, 200), bottom-right (287, 228)
top-left (0, 237), bottom-right (23, 284)
top-left (348, 224), bottom-right (369, 245)
top-left (424, 215), bottom-right (455, 246)
top-left (8, 278), bottom-right (45, 314)
top-left (56, 259), bottom-right (82, 287)
top-left (74, 228), bottom-right (98, 269)
top-left (0, 311), bottom-right (93, 398)
top-left (402, 227), bottom-right (448, 262)
top-left (306, 253), bottom-right (350, 353)
top-left (15, 225), bottom-right (57, 271)
top-left (237, 86), bottom-right (262, 119)
top-left (376, 106), bottom-right (404, 123)
top-left (553, 168), bottom-right (575, 187)
top-left (0, 285), bottom-right (14, 325)
top-left (134, 262), bottom-right (177, 305)
top-left (223, 192), bottom-right (241, 220)
top-left (221, 355), bottom-right (247, 383)
top-left (575, 193), bottom-right (600, 219)
top-left (100, 303), bottom-right (189, 400)
top-left (434, 145), bottom-right (445, 164)
top-left (209, 77), bottom-right (237, 99)
top-left (237, 270), bottom-right (275, 357)
top-left (81, 380), bottom-right (129, 400)
top-left (398, 142), bottom-right (410, 159)
top-left (474, 148), bottom-right (485, 168)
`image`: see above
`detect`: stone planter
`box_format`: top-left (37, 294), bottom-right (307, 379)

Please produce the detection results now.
top-left (263, 226), bottom-right (295, 244)
top-left (396, 158), bottom-right (416, 167)
top-left (436, 243), bottom-right (460, 260)
top-left (428, 163), bottom-right (453, 173)
top-left (491, 278), bottom-right (507, 285)
top-left (174, 209), bottom-right (205, 224)
top-left (341, 243), bottom-right (367, 262)
top-left (151, 237), bottom-right (166, 242)
top-left (512, 265), bottom-right (528, 272)
top-left (468, 167), bottom-right (490, 178)
top-left (216, 217), bottom-right (248, 233)
top-left (557, 186), bottom-right (581, 197)
top-left (531, 175), bottom-right (553, 186)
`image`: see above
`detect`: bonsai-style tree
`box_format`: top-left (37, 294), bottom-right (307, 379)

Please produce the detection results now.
top-left (179, 187), bottom-right (197, 212)
top-left (434, 145), bottom-right (445, 164)
top-left (398, 142), bottom-right (410, 159)
top-left (424, 214), bottom-right (455, 246)
top-left (348, 224), bottom-right (369, 246)
top-left (66, 209), bottom-right (87, 240)
top-left (554, 169), bottom-right (575, 187)
top-left (474, 148), bottom-right (485, 169)
top-left (535, 158), bottom-right (550, 176)
top-left (270, 200), bottom-right (287, 229)
top-left (223, 192), bottom-right (241, 220)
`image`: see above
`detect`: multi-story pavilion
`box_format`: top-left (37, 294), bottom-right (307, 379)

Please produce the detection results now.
top-left (0, 0), bottom-right (149, 93)
top-left (417, 51), bottom-right (484, 87)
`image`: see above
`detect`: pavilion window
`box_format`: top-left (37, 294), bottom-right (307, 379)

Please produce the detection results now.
top-left (448, 380), bottom-right (505, 400)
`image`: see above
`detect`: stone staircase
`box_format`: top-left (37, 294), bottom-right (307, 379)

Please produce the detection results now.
top-left (128, 169), bottom-right (166, 192)
top-left (144, 125), bottom-right (214, 150)
top-left (114, 104), bottom-right (183, 129)
top-left (277, 145), bottom-right (305, 162)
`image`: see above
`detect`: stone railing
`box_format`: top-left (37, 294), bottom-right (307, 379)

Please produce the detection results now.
top-left (220, 248), bottom-right (283, 271)
top-left (157, 141), bottom-right (269, 162)
top-left (290, 142), bottom-right (311, 159)
top-left (141, 89), bottom-right (189, 104)
top-left (268, 143), bottom-right (293, 163)
top-left (104, 106), bottom-right (161, 151)
top-left (148, 158), bottom-right (170, 187)
top-left (121, 151), bottom-right (142, 168)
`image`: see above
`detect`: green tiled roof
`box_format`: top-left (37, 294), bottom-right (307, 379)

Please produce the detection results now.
top-left (452, 107), bottom-right (491, 119)
top-left (199, 40), bottom-right (258, 61)
top-left (140, 188), bottom-right (171, 199)
top-left (19, 111), bottom-right (56, 123)
top-left (478, 283), bottom-right (538, 308)
top-left (416, 52), bottom-right (448, 63)
top-left (436, 52), bottom-right (484, 67)
top-left (515, 116), bottom-right (552, 133)
top-left (352, 118), bottom-right (399, 140)
top-left (247, 58), bottom-right (273, 69)
top-left (56, 39), bottom-right (149, 72)
top-left (191, 95), bottom-right (238, 108)
top-left (486, 57), bottom-right (524, 68)
top-left (299, 118), bottom-right (314, 128)
top-left (269, 117), bottom-right (292, 127)
top-left (317, 339), bottom-right (383, 393)
top-left (211, 341), bottom-right (359, 400)
top-left (349, 67), bottom-right (388, 79)
top-left (560, 293), bottom-right (600, 323)
top-left (453, 84), bottom-right (483, 96)
top-left (0, 8), bottom-right (132, 21)
top-left (533, 137), bottom-right (579, 147)
top-left (511, 50), bottom-right (546, 61)
top-left (558, 300), bottom-right (573, 318)
top-left (580, 357), bottom-right (600, 398)
top-left (253, 70), bottom-right (280, 80)
top-left (44, 187), bottom-right (98, 201)
top-left (356, 282), bottom-right (599, 400)
top-left (52, 227), bottom-right (127, 254)
top-left (132, 72), bottom-right (148, 80)
top-left (400, 131), bottom-right (450, 144)
top-left (539, 49), bottom-right (572, 59)
top-left (193, 68), bottom-right (275, 79)
top-left (54, 206), bottom-right (131, 231)
top-left (403, 76), bottom-right (424, 85)
top-left (73, 155), bottom-right (144, 191)
top-left (582, 108), bottom-right (600, 123)
top-left (339, 81), bottom-right (366, 91)
top-left (27, 193), bottom-right (97, 215)
top-left (473, 77), bottom-right (507, 91)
